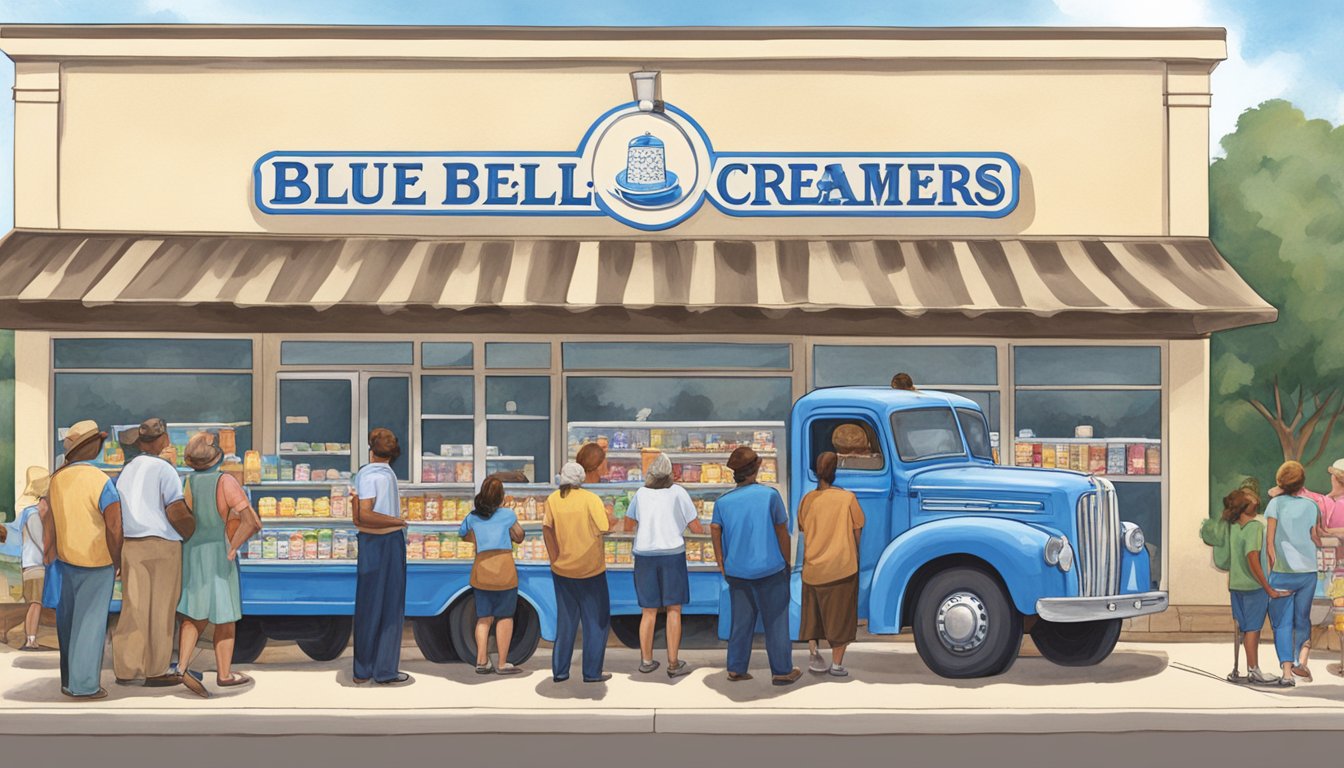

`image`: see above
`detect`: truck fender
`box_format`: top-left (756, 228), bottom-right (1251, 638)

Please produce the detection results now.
top-left (865, 517), bottom-right (1070, 634)
top-left (425, 577), bottom-right (559, 643)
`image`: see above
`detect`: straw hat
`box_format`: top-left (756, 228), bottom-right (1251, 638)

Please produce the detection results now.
top-left (17, 466), bottom-right (50, 508)
top-left (62, 420), bottom-right (107, 456)
top-left (184, 432), bottom-right (223, 470)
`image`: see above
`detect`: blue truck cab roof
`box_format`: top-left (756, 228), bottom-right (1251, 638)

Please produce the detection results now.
top-left (796, 386), bottom-right (983, 413)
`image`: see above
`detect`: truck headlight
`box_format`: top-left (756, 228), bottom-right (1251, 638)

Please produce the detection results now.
top-left (1044, 535), bottom-right (1073, 572)
top-left (1123, 522), bottom-right (1146, 554)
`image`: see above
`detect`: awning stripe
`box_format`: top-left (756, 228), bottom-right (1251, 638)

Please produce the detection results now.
top-left (0, 231), bottom-right (1275, 333)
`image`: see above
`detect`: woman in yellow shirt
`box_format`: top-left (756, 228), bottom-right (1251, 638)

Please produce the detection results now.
top-left (544, 461), bottom-right (615, 683)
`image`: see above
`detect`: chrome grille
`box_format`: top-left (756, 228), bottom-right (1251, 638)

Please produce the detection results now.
top-left (1075, 477), bottom-right (1122, 596)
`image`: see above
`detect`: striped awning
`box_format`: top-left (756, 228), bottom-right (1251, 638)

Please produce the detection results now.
top-left (0, 230), bottom-right (1276, 336)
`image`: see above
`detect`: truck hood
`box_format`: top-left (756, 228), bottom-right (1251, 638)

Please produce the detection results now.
top-left (910, 464), bottom-right (1095, 496)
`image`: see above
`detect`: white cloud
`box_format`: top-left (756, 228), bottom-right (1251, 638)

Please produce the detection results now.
top-left (1049, 0), bottom-right (1308, 154)
top-left (135, 0), bottom-right (278, 23)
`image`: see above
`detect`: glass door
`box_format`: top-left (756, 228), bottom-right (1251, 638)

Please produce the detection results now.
top-left (362, 373), bottom-right (411, 482)
top-left (277, 373), bottom-right (358, 478)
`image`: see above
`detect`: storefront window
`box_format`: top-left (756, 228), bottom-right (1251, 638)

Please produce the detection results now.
top-left (54, 372), bottom-right (253, 466)
top-left (422, 342), bottom-right (473, 368)
top-left (421, 375), bottom-right (474, 485)
top-left (563, 342), bottom-right (790, 370)
top-left (280, 341), bottom-right (413, 366)
top-left (54, 338), bottom-right (252, 370)
top-left (366, 376), bottom-right (410, 480)
top-left (1014, 346), bottom-right (1160, 387)
top-left (277, 377), bottom-right (353, 477)
top-left (485, 342), bottom-right (551, 369)
top-left (813, 345), bottom-right (997, 387)
top-left (566, 376), bottom-right (792, 422)
top-left (486, 376), bottom-right (550, 482)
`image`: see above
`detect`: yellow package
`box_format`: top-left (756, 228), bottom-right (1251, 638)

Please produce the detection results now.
top-left (258, 497), bottom-right (278, 517)
top-left (278, 497), bottom-right (296, 517)
top-left (407, 496), bottom-right (425, 521)
top-left (313, 496), bottom-right (331, 517)
top-left (295, 497), bottom-right (314, 517)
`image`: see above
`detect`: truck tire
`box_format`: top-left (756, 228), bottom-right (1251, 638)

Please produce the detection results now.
top-left (611, 613), bottom-right (722, 649)
top-left (232, 617), bottom-right (267, 665)
top-left (448, 593), bottom-right (542, 666)
top-left (1029, 618), bottom-right (1122, 667)
top-left (295, 617), bottom-right (352, 661)
top-left (413, 612), bottom-right (460, 664)
top-left (610, 614), bottom-right (653, 649)
top-left (912, 567), bottom-right (1023, 679)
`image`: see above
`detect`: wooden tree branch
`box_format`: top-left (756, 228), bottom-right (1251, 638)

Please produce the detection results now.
top-left (1293, 388), bottom-right (1340, 461)
top-left (1290, 384), bottom-right (1305, 430)
top-left (1273, 376), bottom-right (1284, 423)
top-left (1304, 396), bottom-right (1344, 467)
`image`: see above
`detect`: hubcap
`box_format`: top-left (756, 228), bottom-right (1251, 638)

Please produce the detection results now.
top-left (936, 591), bottom-right (990, 653)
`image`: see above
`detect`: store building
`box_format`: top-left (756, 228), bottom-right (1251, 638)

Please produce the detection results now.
top-left (0, 26), bottom-right (1274, 632)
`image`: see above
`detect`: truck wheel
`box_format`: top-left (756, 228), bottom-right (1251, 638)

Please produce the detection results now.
top-left (232, 617), bottom-right (267, 665)
top-left (448, 593), bottom-right (542, 666)
top-left (610, 614), bottom-right (655, 649)
top-left (413, 612), bottom-right (460, 664)
top-left (912, 567), bottom-right (1023, 679)
top-left (295, 617), bottom-right (352, 661)
top-left (1030, 618), bottom-right (1122, 666)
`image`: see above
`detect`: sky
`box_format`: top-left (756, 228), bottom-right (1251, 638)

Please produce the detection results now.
top-left (0, 0), bottom-right (1339, 233)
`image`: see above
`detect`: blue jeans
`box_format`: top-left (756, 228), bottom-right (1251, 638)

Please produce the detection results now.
top-left (726, 568), bottom-right (794, 677)
top-left (353, 532), bottom-right (407, 682)
top-left (552, 573), bottom-right (610, 681)
top-left (56, 562), bottom-right (114, 696)
top-left (1268, 571), bottom-right (1317, 666)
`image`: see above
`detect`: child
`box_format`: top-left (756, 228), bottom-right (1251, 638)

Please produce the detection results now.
top-left (1222, 487), bottom-right (1286, 684)
top-left (460, 475), bottom-right (526, 675)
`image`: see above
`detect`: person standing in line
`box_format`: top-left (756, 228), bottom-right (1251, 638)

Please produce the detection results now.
top-left (45, 421), bottom-right (123, 699)
top-left (1220, 487), bottom-right (1284, 684)
top-left (890, 372), bottom-right (917, 391)
top-left (1264, 460), bottom-right (1322, 685)
top-left (711, 446), bottom-right (801, 686)
top-left (17, 467), bottom-right (52, 651)
top-left (797, 452), bottom-right (866, 678)
top-left (351, 428), bottom-right (411, 686)
top-left (112, 418), bottom-right (195, 686)
top-left (460, 475), bottom-right (526, 675)
top-left (175, 433), bottom-right (263, 697)
top-left (628, 452), bottom-right (703, 677)
top-left (576, 442), bottom-right (608, 485)
top-left (543, 461), bottom-right (614, 683)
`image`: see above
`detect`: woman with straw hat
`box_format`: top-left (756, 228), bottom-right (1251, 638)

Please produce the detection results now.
top-left (16, 466), bottom-right (52, 651)
top-left (174, 432), bottom-right (263, 697)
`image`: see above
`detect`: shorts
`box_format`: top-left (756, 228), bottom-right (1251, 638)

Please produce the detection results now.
top-left (474, 587), bottom-right (519, 619)
top-left (633, 553), bottom-right (690, 609)
top-left (800, 573), bottom-right (860, 645)
top-left (1230, 588), bottom-right (1270, 633)
top-left (22, 570), bottom-right (45, 604)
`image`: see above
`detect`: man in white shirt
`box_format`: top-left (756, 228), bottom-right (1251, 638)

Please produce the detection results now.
top-left (111, 418), bottom-right (195, 685)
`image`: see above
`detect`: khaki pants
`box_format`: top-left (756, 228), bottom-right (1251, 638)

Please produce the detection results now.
top-left (112, 537), bottom-right (182, 680)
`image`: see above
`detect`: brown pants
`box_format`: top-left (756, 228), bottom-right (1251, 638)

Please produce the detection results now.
top-left (799, 573), bottom-right (859, 646)
top-left (112, 537), bottom-right (182, 680)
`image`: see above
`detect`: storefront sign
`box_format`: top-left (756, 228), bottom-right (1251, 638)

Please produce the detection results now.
top-left (254, 103), bottom-right (1019, 231)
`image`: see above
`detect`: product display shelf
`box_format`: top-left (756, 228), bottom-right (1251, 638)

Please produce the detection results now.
top-left (599, 450), bottom-right (778, 460)
top-left (89, 420), bottom-right (252, 475)
top-left (1011, 435), bottom-right (1162, 479)
top-left (278, 450), bottom-right (351, 457)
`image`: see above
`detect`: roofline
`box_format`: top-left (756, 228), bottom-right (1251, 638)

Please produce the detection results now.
top-left (0, 24), bottom-right (1229, 42)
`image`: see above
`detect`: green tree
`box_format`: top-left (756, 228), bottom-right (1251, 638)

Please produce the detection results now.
top-left (1210, 100), bottom-right (1344, 509)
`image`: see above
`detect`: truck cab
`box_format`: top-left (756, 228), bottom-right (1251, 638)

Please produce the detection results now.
top-left (789, 387), bottom-right (1166, 678)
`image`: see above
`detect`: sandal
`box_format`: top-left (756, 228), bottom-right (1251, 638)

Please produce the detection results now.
top-left (1292, 665), bottom-right (1313, 682)
top-left (181, 670), bottom-right (211, 699)
top-left (496, 663), bottom-right (523, 676)
top-left (217, 672), bottom-right (254, 688)
top-left (475, 662), bottom-right (495, 675)
top-left (638, 659), bottom-right (661, 674)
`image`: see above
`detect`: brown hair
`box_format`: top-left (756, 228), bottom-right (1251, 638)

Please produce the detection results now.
top-left (1221, 487), bottom-right (1260, 523)
top-left (368, 428), bottom-right (401, 463)
top-left (473, 475), bottom-right (505, 519)
top-left (575, 443), bottom-right (606, 473)
top-left (815, 451), bottom-right (838, 485)
top-left (727, 446), bottom-right (762, 484)
top-left (1276, 460), bottom-right (1306, 496)
top-left (891, 372), bottom-right (916, 390)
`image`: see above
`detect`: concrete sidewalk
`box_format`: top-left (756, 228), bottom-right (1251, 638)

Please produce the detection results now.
top-left (4, 635), bottom-right (1344, 735)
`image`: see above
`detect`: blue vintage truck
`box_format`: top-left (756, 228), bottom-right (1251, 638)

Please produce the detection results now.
top-left (198, 385), bottom-right (1164, 679)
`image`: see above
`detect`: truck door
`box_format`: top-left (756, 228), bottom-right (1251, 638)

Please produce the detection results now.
top-left (801, 412), bottom-right (893, 620)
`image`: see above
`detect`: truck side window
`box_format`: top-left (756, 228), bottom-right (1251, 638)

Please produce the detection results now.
top-left (956, 408), bottom-right (994, 461)
top-left (809, 417), bottom-right (885, 472)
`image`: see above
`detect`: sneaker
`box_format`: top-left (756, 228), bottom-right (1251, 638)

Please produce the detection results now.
top-left (666, 660), bottom-right (690, 678)
top-left (496, 663), bottom-right (523, 676)
top-left (1247, 668), bottom-right (1278, 685)
top-left (475, 662), bottom-right (495, 675)
top-left (809, 653), bottom-right (829, 674)
top-left (1276, 675), bottom-right (1296, 687)
top-left (638, 659), bottom-right (661, 674)
top-left (828, 664), bottom-right (849, 677)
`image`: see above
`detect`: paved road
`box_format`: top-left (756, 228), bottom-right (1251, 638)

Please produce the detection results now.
top-left (2, 732), bottom-right (1336, 768)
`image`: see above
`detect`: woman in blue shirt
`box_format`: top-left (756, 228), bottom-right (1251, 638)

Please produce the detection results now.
top-left (460, 475), bottom-right (526, 675)
top-left (1266, 460), bottom-right (1323, 685)
top-left (710, 447), bottom-right (801, 686)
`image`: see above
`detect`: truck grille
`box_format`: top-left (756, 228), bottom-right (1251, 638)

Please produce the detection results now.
top-left (1075, 477), bottom-right (1122, 597)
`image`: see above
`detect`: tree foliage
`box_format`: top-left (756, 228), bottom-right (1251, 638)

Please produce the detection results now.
top-left (1211, 100), bottom-right (1344, 508)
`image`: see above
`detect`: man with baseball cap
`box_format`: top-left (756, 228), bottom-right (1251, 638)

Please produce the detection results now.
top-left (111, 417), bottom-right (195, 686)
top-left (46, 420), bottom-right (123, 699)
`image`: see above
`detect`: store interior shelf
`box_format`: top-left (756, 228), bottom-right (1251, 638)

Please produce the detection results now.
top-left (588, 481), bottom-right (777, 490)
top-left (278, 450), bottom-right (351, 456)
top-left (1013, 437), bottom-right (1161, 444)
top-left (241, 560), bottom-right (356, 567)
top-left (485, 455), bottom-right (536, 462)
top-left (599, 451), bottom-right (778, 460)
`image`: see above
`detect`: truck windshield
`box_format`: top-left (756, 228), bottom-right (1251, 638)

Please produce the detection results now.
top-left (890, 407), bottom-right (966, 462)
top-left (956, 407), bottom-right (994, 461)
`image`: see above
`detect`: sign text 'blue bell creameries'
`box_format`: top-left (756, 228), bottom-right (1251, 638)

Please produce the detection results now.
top-left (254, 103), bottom-right (1019, 231)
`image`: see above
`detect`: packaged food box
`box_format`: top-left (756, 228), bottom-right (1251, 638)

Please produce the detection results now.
top-left (258, 497), bottom-right (278, 517)
top-left (703, 541), bottom-right (716, 563)
top-left (1145, 445), bottom-right (1161, 475)
top-left (347, 536), bottom-right (358, 560)
top-left (243, 450), bottom-right (262, 485)
top-left (400, 496), bottom-right (410, 519)
top-left (424, 535), bottom-right (441, 560)
top-left (407, 533), bottom-right (425, 560)
top-left (288, 531), bottom-right (305, 560)
top-left (650, 429), bottom-right (665, 449)
top-left (330, 491), bottom-right (348, 518)
top-left (278, 497), bottom-right (296, 517)
top-left (303, 531), bottom-right (318, 560)
top-left (280, 460), bottom-right (294, 482)
top-left (457, 462), bottom-right (474, 484)
top-left (317, 529), bottom-right (333, 559)
top-left (1106, 444), bottom-right (1126, 475)
top-left (456, 539), bottom-right (474, 559)
top-left (261, 535), bottom-right (277, 560)
top-left (1087, 444), bottom-right (1107, 473)
top-left (1069, 444), bottom-right (1085, 472)
top-left (276, 537), bottom-right (289, 560)
top-left (261, 455), bottom-right (280, 482)
top-left (702, 464), bottom-right (722, 484)
top-left (605, 540), bottom-right (618, 565)
top-left (1127, 444), bottom-right (1146, 475)
top-left (439, 533), bottom-right (455, 560)
top-left (686, 541), bottom-right (702, 562)
top-left (332, 530), bottom-right (349, 560)
top-left (295, 497), bottom-right (314, 517)
top-left (1041, 444), bottom-right (1056, 469)
top-left (424, 494), bottom-right (442, 521)
top-left (313, 496), bottom-right (331, 517)
top-left (687, 432), bottom-right (705, 451)
top-left (247, 539), bottom-right (262, 560)
top-left (294, 463), bottom-right (311, 482)
top-left (407, 496), bottom-right (425, 521)
top-left (759, 458), bottom-right (777, 484)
